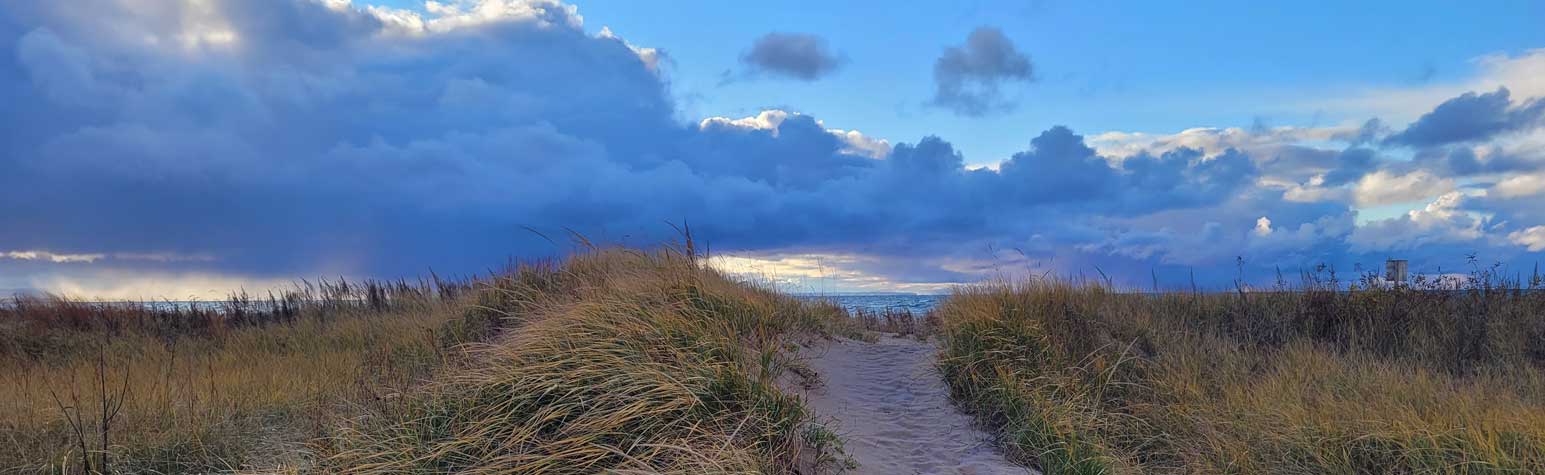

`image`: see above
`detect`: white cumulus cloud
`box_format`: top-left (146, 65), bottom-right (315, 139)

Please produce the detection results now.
top-left (1354, 170), bottom-right (1455, 207)
top-left (1510, 226), bottom-right (1545, 252)
top-left (1494, 173), bottom-right (1545, 198)
top-left (1254, 216), bottom-right (1273, 236)
top-left (699, 110), bottom-right (892, 158)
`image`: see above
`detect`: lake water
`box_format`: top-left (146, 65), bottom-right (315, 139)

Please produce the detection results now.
top-left (799, 294), bottom-right (944, 314)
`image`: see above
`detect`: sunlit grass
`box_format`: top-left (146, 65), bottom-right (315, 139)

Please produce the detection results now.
top-left (1, 277), bottom-right (496, 473)
top-left (321, 248), bottom-right (851, 474)
top-left (937, 268), bottom-right (1545, 474)
top-left (2, 247), bottom-right (852, 474)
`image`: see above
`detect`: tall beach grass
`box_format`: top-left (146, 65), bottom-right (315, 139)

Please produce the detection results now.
top-left (321, 248), bottom-right (853, 474)
top-left (2, 247), bottom-right (854, 474)
top-left (1, 274), bottom-right (499, 474)
top-left (938, 267), bottom-right (1545, 474)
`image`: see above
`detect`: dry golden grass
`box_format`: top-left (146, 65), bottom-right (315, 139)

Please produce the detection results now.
top-left (4, 248), bottom-right (853, 474)
top-left (937, 274), bottom-right (1545, 474)
top-left (1, 281), bottom-right (495, 474)
top-left (846, 307), bottom-right (940, 341)
top-left (3, 248), bottom-right (856, 474)
top-left (321, 248), bottom-right (851, 474)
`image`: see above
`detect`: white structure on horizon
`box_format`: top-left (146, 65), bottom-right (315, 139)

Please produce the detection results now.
top-left (1385, 259), bottom-right (1408, 284)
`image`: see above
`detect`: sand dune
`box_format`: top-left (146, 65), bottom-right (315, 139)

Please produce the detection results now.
top-left (797, 336), bottom-right (1034, 475)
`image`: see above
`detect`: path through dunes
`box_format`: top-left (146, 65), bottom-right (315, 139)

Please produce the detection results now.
top-left (799, 336), bottom-right (1034, 475)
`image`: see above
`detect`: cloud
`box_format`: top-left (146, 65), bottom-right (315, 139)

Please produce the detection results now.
top-left (738, 32), bottom-right (842, 81)
top-left (1068, 93), bottom-right (1544, 277)
top-left (1349, 192), bottom-right (1487, 252)
top-left (999, 126), bottom-right (1116, 203)
top-left (1, 250), bottom-right (213, 264)
top-left (931, 26), bottom-right (1033, 117)
top-left (1, 0), bottom-right (674, 278)
top-left (1306, 49), bottom-right (1545, 124)
top-left (1088, 124), bottom-right (1362, 164)
top-left (1385, 88), bottom-right (1545, 147)
top-left (23, 269), bottom-right (296, 301)
top-left (598, 26), bottom-right (666, 73)
top-left (1511, 226), bottom-right (1545, 252)
top-left (375, 0), bottom-right (584, 34)
top-left (1353, 170), bottom-right (1455, 207)
top-left (1495, 173), bottom-right (1545, 198)
top-left (0, 0), bottom-right (1542, 296)
top-left (827, 128), bottom-right (892, 159)
top-left (1254, 217), bottom-right (1273, 236)
top-left (698, 109), bottom-right (891, 158)
top-left (706, 252), bottom-right (967, 294)
top-left (1276, 175), bottom-right (1353, 203)
top-left (3, 250), bottom-right (105, 263)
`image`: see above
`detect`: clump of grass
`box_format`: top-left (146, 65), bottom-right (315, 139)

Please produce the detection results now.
top-left (320, 248), bottom-right (849, 474)
top-left (938, 266), bottom-right (1545, 474)
top-left (802, 422), bottom-right (859, 472)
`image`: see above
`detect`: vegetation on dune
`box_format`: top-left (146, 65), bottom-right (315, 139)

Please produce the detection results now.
top-left (938, 266), bottom-right (1545, 474)
top-left (845, 307), bottom-right (940, 341)
top-left (1, 276), bottom-right (495, 474)
top-left (1, 247), bottom-right (853, 474)
top-left (34, 241), bottom-right (1543, 474)
top-left (322, 249), bottom-right (852, 474)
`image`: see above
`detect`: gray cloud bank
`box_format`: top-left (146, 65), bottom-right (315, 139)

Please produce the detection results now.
top-left (1, 0), bottom-right (1544, 292)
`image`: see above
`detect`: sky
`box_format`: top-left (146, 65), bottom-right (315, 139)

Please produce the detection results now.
top-left (2, 0), bottom-right (1545, 298)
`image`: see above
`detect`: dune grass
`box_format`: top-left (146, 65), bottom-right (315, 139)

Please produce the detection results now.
top-left (1, 246), bottom-right (855, 474)
top-left (320, 248), bottom-right (853, 474)
top-left (937, 269), bottom-right (1545, 474)
top-left (846, 307), bottom-right (939, 341)
top-left (1, 275), bottom-right (500, 474)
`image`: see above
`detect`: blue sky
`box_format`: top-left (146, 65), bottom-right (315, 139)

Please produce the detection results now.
top-left (2, 0), bottom-right (1545, 297)
top-left (377, 0), bottom-right (1545, 163)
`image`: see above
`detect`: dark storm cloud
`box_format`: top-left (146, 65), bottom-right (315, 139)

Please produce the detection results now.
top-left (1385, 87), bottom-right (1545, 147)
top-left (739, 32), bottom-right (843, 81)
top-left (930, 26), bottom-right (1034, 117)
top-left (1427, 147), bottom-right (1542, 176)
top-left (1, 0), bottom-right (1540, 291)
top-left (0, 0), bottom-right (679, 277)
top-left (1334, 118), bottom-right (1389, 145)
top-left (1321, 148), bottom-right (1379, 186)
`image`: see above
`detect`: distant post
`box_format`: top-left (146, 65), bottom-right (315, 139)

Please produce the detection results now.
top-left (1385, 259), bottom-right (1408, 285)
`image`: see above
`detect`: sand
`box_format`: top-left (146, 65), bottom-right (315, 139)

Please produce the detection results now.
top-left (796, 336), bottom-right (1035, 475)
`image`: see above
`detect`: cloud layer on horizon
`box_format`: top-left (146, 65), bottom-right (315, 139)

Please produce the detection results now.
top-left (1, 0), bottom-right (1544, 297)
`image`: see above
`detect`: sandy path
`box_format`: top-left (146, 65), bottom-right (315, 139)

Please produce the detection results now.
top-left (798, 336), bottom-right (1035, 475)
